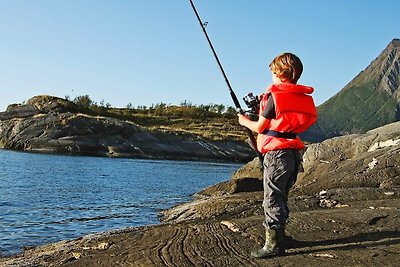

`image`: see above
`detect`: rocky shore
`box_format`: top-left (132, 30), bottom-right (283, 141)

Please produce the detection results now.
top-left (0, 96), bottom-right (254, 162)
top-left (1, 121), bottom-right (399, 267)
top-left (2, 197), bottom-right (398, 267)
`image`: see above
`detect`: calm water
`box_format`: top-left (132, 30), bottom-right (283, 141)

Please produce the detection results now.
top-left (0, 149), bottom-right (242, 256)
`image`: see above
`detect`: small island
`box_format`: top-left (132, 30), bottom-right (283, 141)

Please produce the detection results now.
top-left (0, 95), bottom-right (254, 162)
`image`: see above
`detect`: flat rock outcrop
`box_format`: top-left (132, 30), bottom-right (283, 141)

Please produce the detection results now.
top-left (192, 120), bottom-right (400, 199)
top-left (297, 121), bottom-right (400, 195)
top-left (0, 96), bottom-right (254, 162)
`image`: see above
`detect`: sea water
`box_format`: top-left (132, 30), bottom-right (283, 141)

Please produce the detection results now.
top-left (0, 149), bottom-right (242, 256)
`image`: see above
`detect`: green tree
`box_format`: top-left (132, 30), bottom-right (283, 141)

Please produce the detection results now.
top-left (73, 95), bottom-right (93, 108)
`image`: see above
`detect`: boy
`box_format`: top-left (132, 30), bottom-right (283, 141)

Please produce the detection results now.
top-left (238, 52), bottom-right (317, 258)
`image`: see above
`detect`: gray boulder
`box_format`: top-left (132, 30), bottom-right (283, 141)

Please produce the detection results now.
top-left (203, 121), bottom-right (400, 196)
top-left (298, 121), bottom-right (400, 195)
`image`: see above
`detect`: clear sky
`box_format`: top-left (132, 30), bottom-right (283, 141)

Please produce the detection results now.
top-left (0, 0), bottom-right (399, 111)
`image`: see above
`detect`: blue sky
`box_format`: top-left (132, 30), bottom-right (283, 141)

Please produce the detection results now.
top-left (0, 0), bottom-right (399, 111)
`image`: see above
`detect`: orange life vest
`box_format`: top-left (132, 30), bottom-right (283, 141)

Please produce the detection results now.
top-left (257, 83), bottom-right (317, 153)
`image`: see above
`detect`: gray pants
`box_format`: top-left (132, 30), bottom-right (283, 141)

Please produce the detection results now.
top-left (262, 149), bottom-right (300, 229)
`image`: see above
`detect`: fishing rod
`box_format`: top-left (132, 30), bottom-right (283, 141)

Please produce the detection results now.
top-left (188, 0), bottom-right (264, 166)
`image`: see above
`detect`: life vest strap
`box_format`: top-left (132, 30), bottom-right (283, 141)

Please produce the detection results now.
top-left (262, 130), bottom-right (297, 139)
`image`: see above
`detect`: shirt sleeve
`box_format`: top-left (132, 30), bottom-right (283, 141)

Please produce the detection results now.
top-left (260, 94), bottom-right (276, 119)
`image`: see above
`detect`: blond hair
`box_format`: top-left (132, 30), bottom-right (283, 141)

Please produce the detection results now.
top-left (269, 53), bottom-right (303, 84)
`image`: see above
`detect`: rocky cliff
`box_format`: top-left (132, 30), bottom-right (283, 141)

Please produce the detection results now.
top-left (0, 95), bottom-right (254, 162)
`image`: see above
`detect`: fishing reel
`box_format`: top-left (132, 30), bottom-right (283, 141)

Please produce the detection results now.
top-left (243, 92), bottom-right (261, 114)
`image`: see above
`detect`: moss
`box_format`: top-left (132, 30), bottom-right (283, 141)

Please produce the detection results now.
top-left (317, 82), bottom-right (396, 136)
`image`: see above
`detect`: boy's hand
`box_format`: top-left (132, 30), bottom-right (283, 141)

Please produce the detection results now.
top-left (237, 114), bottom-right (248, 126)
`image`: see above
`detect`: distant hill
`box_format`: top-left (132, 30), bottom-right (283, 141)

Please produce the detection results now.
top-left (303, 38), bottom-right (400, 142)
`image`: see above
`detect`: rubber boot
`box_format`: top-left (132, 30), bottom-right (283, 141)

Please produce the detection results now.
top-left (251, 228), bottom-right (285, 258)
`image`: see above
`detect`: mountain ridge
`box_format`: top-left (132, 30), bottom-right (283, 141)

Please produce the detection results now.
top-left (304, 38), bottom-right (400, 141)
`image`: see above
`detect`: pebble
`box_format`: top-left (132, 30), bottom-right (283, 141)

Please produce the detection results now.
top-left (220, 221), bottom-right (240, 233)
top-left (97, 242), bottom-right (110, 250)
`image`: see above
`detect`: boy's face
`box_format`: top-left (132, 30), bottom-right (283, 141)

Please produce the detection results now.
top-left (271, 71), bottom-right (282, 85)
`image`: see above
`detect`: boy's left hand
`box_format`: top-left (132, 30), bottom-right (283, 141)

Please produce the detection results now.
top-left (237, 114), bottom-right (248, 126)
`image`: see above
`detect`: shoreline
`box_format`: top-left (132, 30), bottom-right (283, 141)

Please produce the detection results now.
top-left (1, 191), bottom-right (399, 267)
top-left (0, 150), bottom-right (243, 262)
top-left (0, 147), bottom-right (250, 164)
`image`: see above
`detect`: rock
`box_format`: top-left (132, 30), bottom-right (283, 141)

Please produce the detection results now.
top-left (220, 220), bottom-right (240, 232)
top-left (197, 177), bottom-right (263, 197)
top-left (231, 157), bottom-right (263, 180)
top-left (71, 251), bottom-right (82, 259)
top-left (193, 121), bottom-right (400, 211)
top-left (232, 121), bottom-right (400, 196)
top-left (193, 157), bottom-right (264, 197)
top-left (26, 95), bottom-right (81, 114)
top-left (96, 242), bottom-right (110, 250)
top-left (297, 121), bottom-right (400, 195)
top-left (0, 104), bottom-right (40, 120)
